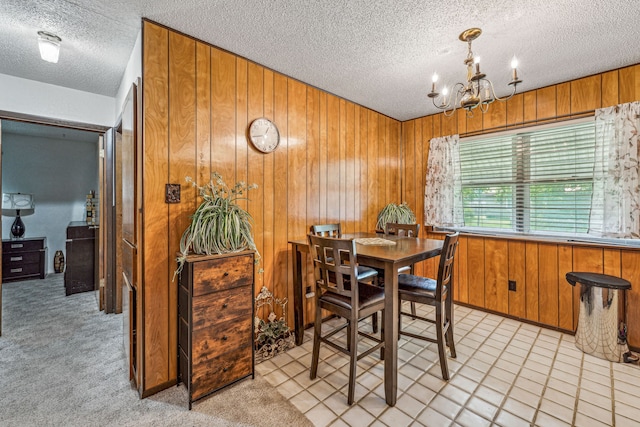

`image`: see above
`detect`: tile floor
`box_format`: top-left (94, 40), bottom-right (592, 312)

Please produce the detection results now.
top-left (256, 303), bottom-right (640, 426)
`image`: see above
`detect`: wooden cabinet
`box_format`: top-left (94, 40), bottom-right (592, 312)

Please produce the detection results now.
top-left (177, 251), bottom-right (255, 409)
top-left (64, 222), bottom-right (97, 295)
top-left (2, 237), bottom-right (46, 282)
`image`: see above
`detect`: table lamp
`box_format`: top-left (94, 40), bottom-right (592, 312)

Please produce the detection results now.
top-left (2, 193), bottom-right (35, 239)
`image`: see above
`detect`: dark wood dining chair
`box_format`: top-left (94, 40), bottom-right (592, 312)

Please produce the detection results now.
top-left (310, 223), bottom-right (342, 237)
top-left (385, 222), bottom-right (420, 238)
top-left (384, 222), bottom-right (420, 274)
top-left (310, 223), bottom-right (378, 283)
top-left (384, 222), bottom-right (421, 314)
top-left (397, 231), bottom-right (459, 380)
top-left (310, 223), bottom-right (380, 332)
top-left (308, 234), bottom-right (385, 405)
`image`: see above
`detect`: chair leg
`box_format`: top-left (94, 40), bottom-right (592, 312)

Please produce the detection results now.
top-left (347, 313), bottom-right (358, 405)
top-left (409, 265), bottom-right (416, 316)
top-left (397, 299), bottom-right (403, 340)
top-left (435, 301), bottom-right (450, 381)
top-left (380, 310), bottom-right (385, 361)
top-left (445, 296), bottom-right (456, 359)
top-left (369, 275), bottom-right (379, 334)
top-left (371, 312), bottom-right (378, 333)
top-left (310, 302), bottom-right (323, 379)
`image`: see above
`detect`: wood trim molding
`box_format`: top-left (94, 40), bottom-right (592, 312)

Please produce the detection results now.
top-left (0, 110), bottom-right (109, 133)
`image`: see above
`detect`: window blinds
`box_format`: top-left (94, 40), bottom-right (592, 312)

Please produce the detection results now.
top-left (459, 120), bottom-right (596, 235)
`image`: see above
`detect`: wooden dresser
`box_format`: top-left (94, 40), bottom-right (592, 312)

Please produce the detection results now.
top-left (177, 251), bottom-right (255, 409)
top-left (2, 237), bottom-right (46, 282)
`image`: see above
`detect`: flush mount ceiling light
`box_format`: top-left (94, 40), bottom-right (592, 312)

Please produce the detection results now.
top-left (37, 30), bottom-right (62, 63)
top-left (428, 28), bottom-right (522, 117)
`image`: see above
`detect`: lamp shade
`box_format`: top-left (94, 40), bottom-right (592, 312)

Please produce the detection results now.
top-left (3, 193), bottom-right (34, 239)
top-left (2, 193), bottom-right (35, 213)
top-left (37, 31), bottom-right (61, 63)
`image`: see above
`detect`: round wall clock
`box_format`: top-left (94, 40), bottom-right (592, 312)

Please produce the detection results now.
top-left (248, 118), bottom-right (280, 153)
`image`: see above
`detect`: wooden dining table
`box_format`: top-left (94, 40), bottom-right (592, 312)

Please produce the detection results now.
top-left (289, 232), bottom-right (443, 406)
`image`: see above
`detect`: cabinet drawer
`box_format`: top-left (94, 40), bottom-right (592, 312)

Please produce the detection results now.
top-left (3, 239), bottom-right (43, 252)
top-left (3, 251), bottom-right (41, 266)
top-left (191, 346), bottom-right (253, 400)
top-left (192, 287), bottom-right (252, 330)
top-left (192, 317), bottom-right (252, 361)
top-left (192, 254), bottom-right (253, 296)
top-left (3, 262), bottom-right (40, 279)
top-left (67, 224), bottom-right (96, 239)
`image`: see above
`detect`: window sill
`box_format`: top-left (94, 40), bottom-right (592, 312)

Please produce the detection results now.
top-left (431, 227), bottom-right (640, 251)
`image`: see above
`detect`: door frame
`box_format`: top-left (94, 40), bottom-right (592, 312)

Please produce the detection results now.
top-left (0, 111), bottom-right (110, 334)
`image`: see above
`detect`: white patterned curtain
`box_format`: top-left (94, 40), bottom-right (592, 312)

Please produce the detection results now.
top-left (590, 101), bottom-right (640, 238)
top-left (424, 135), bottom-right (464, 227)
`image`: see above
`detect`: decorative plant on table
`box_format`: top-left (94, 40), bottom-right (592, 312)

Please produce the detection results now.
top-left (375, 202), bottom-right (417, 232)
top-left (175, 172), bottom-right (260, 277)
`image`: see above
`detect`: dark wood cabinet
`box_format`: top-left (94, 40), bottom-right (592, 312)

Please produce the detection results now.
top-left (64, 222), bottom-right (97, 295)
top-left (177, 251), bottom-right (255, 409)
top-left (2, 237), bottom-right (46, 282)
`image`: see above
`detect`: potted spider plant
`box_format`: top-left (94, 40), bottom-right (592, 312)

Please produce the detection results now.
top-left (175, 172), bottom-right (260, 277)
top-left (375, 202), bottom-right (417, 232)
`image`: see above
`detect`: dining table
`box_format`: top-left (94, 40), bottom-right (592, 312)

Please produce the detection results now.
top-left (289, 232), bottom-right (444, 406)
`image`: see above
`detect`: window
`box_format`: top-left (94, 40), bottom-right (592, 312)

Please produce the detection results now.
top-left (459, 120), bottom-right (596, 235)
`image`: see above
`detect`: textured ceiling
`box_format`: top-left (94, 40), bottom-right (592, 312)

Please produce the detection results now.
top-left (1, 0), bottom-right (639, 121)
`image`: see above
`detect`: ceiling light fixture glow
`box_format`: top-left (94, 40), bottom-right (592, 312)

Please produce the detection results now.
top-left (428, 28), bottom-right (522, 117)
top-left (37, 31), bottom-right (62, 63)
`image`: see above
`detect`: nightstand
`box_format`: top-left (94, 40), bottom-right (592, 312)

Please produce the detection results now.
top-left (2, 237), bottom-right (47, 282)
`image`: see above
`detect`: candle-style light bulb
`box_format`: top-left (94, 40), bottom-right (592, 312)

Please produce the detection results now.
top-left (511, 55), bottom-right (519, 81)
top-left (441, 86), bottom-right (449, 106)
top-left (474, 56), bottom-right (481, 74)
top-left (483, 81), bottom-right (491, 101)
top-left (431, 73), bottom-right (438, 93)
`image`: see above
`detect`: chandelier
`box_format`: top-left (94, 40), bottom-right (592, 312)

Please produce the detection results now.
top-left (427, 28), bottom-right (522, 117)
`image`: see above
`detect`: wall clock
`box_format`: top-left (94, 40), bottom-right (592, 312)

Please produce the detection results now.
top-left (248, 118), bottom-right (280, 153)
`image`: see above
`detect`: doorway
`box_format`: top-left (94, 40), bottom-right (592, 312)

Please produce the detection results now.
top-left (0, 117), bottom-right (111, 334)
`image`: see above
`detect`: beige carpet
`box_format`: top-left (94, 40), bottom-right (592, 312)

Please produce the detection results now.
top-left (0, 274), bottom-right (312, 427)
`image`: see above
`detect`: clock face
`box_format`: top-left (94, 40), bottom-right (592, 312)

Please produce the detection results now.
top-left (248, 118), bottom-right (280, 153)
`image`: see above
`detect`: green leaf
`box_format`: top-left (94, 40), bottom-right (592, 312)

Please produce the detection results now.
top-left (376, 202), bottom-right (417, 231)
top-left (174, 172), bottom-right (261, 279)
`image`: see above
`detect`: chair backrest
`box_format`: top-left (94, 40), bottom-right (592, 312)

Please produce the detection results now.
top-left (308, 234), bottom-right (359, 299)
top-left (311, 223), bottom-right (342, 237)
top-left (385, 222), bottom-right (420, 237)
top-left (436, 232), bottom-right (459, 300)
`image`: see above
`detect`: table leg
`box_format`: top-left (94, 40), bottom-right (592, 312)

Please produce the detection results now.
top-left (383, 261), bottom-right (398, 406)
top-left (292, 244), bottom-right (305, 345)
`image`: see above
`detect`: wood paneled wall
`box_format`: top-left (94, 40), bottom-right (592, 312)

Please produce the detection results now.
top-left (141, 21), bottom-right (401, 394)
top-left (406, 64), bottom-right (640, 347)
top-left (423, 232), bottom-right (640, 347)
top-left (141, 19), bottom-right (640, 395)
